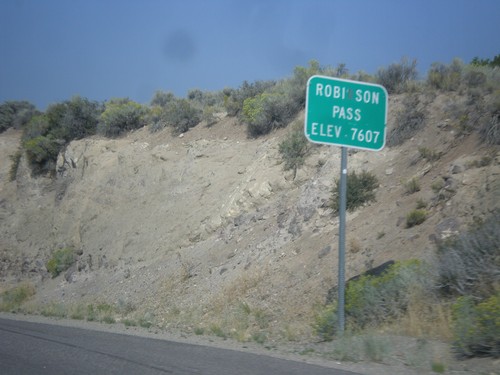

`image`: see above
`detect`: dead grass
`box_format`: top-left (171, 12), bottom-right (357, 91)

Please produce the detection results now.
top-left (349, 237), bottom-right (362, 253)
top-left (0, 283), bottom-right (36, 312)
top-left (203, 270), bottom-right (270, 342)
top-left (388, 291), bottom-right (453, 341)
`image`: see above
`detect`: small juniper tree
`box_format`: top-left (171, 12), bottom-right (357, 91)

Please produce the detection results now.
top-left (278, 120), bottom-right (309, 179)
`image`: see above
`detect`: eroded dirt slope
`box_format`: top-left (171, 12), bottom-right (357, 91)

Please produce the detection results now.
top-left (1, 93), bottom-right (499, 346)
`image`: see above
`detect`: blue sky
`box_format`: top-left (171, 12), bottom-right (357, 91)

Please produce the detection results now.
top-left (1, 0), bottom-right (499, 110)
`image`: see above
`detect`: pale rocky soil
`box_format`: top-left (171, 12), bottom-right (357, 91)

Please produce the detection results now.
top-left (1, 92), bottom-right (499, 374)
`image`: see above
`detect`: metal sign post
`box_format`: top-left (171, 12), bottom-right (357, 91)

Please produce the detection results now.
top-left (337, 146), bottom-right (347, 333)
top-left (304, 75), bottom-right (388, 335)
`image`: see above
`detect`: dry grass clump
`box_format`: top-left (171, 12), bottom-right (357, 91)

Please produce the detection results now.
top-left (390, 291), bottom-right (453, 341)
top-left (0, 283), bottom-right (35, 312)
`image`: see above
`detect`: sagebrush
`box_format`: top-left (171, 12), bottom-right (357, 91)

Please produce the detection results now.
top-left (315, 260), bottom-right (433, 340)
top-left (46, 247), bottom-right (75, 278)
top-left (330, 170), bottom-right (379, 213)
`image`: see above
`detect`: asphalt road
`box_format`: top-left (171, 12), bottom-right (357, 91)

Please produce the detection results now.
top-left (0, 318), bottom-right (361, 375)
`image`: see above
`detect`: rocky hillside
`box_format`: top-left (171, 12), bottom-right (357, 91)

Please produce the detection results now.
top-left (1, 90), bottom-right (499, 344)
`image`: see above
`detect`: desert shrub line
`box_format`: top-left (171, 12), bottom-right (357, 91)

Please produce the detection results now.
top-left (20, 96), bottom-right (102, 174)
top-left (0, 100), bottom-right (39, 132)
top-left (375, 57), bottom-right (418, 94)
top-left (162, 98), bottom-right (202, 134)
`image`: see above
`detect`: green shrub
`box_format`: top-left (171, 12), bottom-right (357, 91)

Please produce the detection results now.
top-left (468, 155), bottom-right (493, 168)
top-left (22, 114), bottom-right (51, 141)
top-left (404, 177), bottom-right (420, 195)
top-left (210, 324), bottom-right (227, 338)
top-left (242, 61), bottom-right (323, 137)
top-left (478, 93), bottom-right (500, 145)
top-left (406, 209), bottom-right (427, 228)
top-left (362, 334), bottom-right (388, 362)
top-left (242, 91), bottom-right (298, 137)
top-left (452, 294), bottom-right (500, 358)
top-left (8, 150), bottom-right (22, 181)
top-left (252, 332), bottom-right (267, 344)
top-left (69, 304), bottom-right (86, 320)
top-left (427, 58), bottom-right (463, 91)
top-left (387, 94), bottom-right (426, 146)
top-left (463, 70), bottom-right (487, 88)
top-left (431, 179), bottom-right (445, 193)
top-left (138, 318), bottom-right (152, 328)
top-left (278, 120), bottom-right (310, 179)
top-left (19, 97), bottom-right (101, 175)
top-left (375, 57), bottom-right (418, 94)
top-left (96, 303), bottom-right (113, 313)
top-left (46, 247), bottom-right (75, 278)
top-left (187, 88), bottom-right (224, 109)
top-left (315, 260), bottom-right (432, 339)
top-left (123, 319), bottom-right (137, 327)
top-left (0, 101), bottom-right (38, 132)
top-left (150, 90), bottom-right (175, 107)
top-left (352, 70), bottom-right (376, 83)
top-left (431, 361), bottom-right (446, 373)
top-left (437, 211), bottom-right (500, 299)
top-left (23, 135), bottom-right (62, 175)
top-left (58, 96), bottom-right (102, 141)
top-left (82, 303), bottom-right (117, 323)
top-left (330, 170), bottom-right (379, 214)
top-left (444, 85), bottom-right (500, 145)
top-left (87, 304), bottom-right (97, 321)
top-left (283, 60), bottom-right (321, 109)
top-left (147, 105), bottom-right (167, 133)
top-left (116, 299), bottom-right (135, 315)
top-left (345, 260), bottom-right (430, 329)
top-left (98, 98), bottom-right (147, 137)
top-left (43, 96), bottom-right (102, 141)
top-left (418, 147), bottom-right (441, 161)
top-left (225, 61), bottom-right (322, 135)
top-left (102, 315), bottom-right (116, 324)
top-left (313, 303), bottom-right (337, 341)
top-left (202, 105), bottom-right (218, 126)
top-left (163, 98), bottom-right (201, 134)
top-left (471, 54), bottom-right (500, 68)
top-left (415, 198), bottom-right (427, 209)
top-left (478, 114), bottom-right (500, 145)
top-left (224, 80), bottom-right (276, 117)
top-left (40, 302), bottom-right (67, 318)
top-left (138, 311), bottom-right (155, 328)
top-left (0, 283), bottom-right (35, 311)
top-left (149, 93), bottom-right (205, 134)
top-left (29, 97), bottom-right (101, 143)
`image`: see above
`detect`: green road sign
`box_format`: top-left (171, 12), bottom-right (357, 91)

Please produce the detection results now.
top-left (305, 75), bottom-right (388, 151)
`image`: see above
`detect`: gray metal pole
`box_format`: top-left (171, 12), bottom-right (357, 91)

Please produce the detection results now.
top-left (337, 146), bottom-right (347, 334)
